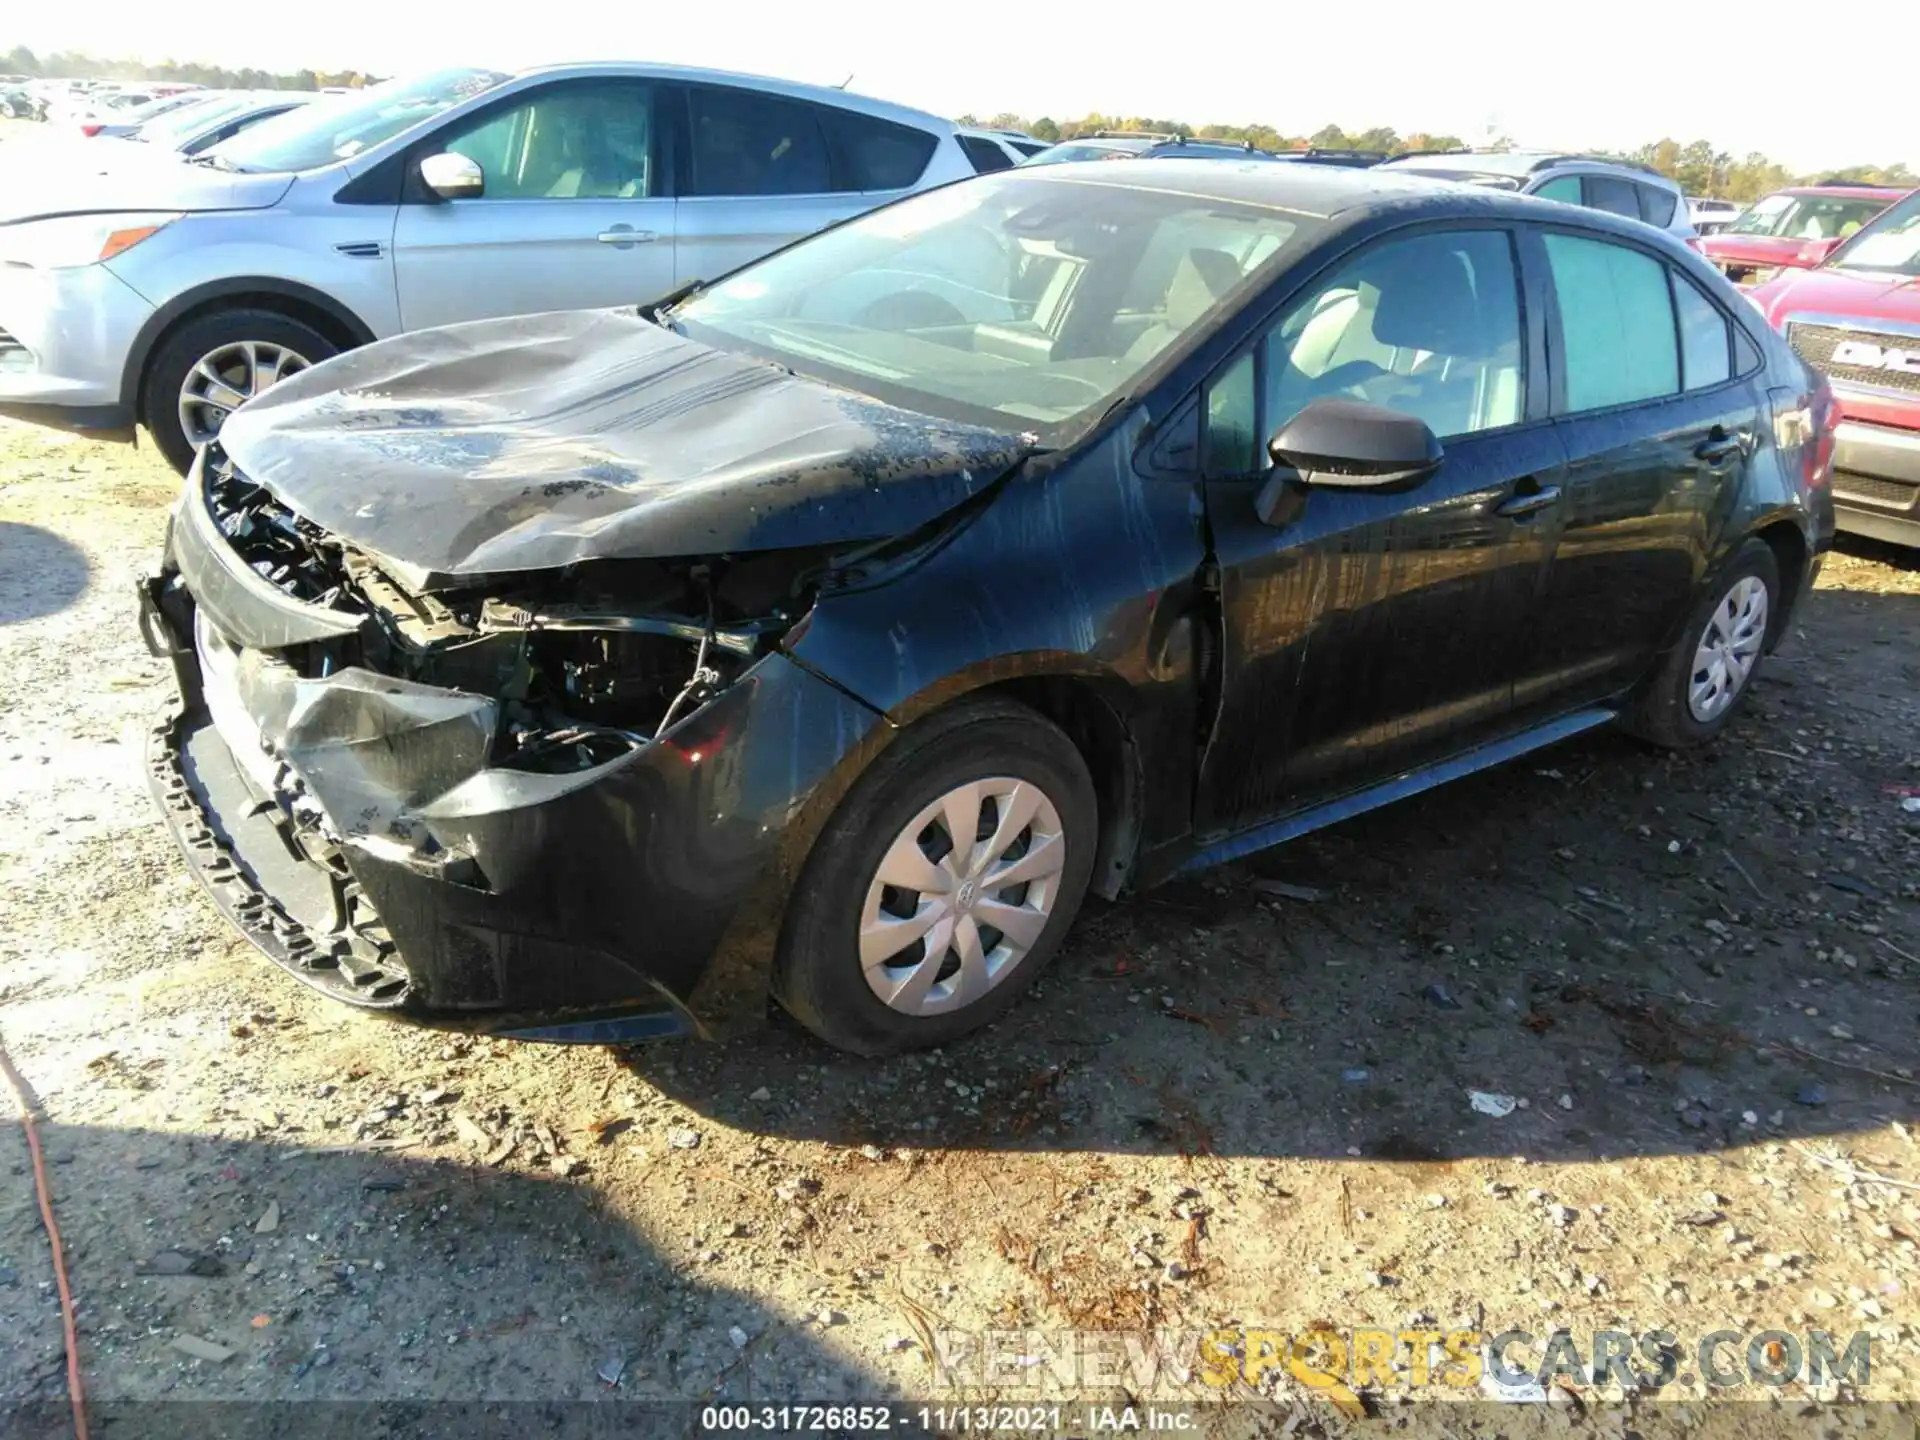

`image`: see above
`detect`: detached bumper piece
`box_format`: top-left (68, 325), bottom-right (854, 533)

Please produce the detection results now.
top-left (146, 705), bottom-right (412, 1007)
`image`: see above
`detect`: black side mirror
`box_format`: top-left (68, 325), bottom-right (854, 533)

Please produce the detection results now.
top-left (1254, 397), bottom-right (1444, 526)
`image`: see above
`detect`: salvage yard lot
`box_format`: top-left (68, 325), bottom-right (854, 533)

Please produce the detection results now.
top-left (1, 417), bottom-right (1917, 1427)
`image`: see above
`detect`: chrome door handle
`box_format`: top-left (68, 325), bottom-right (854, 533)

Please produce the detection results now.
top-left (1494, 483), bottom-right (1562, 519)
top-left (597, 227), bottom-right (657, 246)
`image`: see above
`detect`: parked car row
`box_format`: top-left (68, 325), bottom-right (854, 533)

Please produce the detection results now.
top-left (0, 61), bottom-right (1911, 553)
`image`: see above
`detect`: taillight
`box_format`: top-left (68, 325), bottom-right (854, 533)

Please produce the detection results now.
top-left (1769, 381), bottom-right (1838, 491)
top-left (79, 123), bottom-right (103, 137)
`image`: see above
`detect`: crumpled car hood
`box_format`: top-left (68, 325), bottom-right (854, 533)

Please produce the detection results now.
top-left (217, 308), bottom-right (1033, 581)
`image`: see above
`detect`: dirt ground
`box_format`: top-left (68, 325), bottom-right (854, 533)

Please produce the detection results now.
top-left (1, 409), bottom-right (1917, 1437)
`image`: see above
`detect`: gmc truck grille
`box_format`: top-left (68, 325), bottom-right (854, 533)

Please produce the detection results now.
top-left (1787, 323), bottom-right (1920, 397)
top-left (1833, 471), bottom-right (1917, 509)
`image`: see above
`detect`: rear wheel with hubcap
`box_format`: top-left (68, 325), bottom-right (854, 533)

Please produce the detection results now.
top-left (1623, 537), bottom-right (1781, 749)
top-left (777, 698), bottom-right (1097, 1055)
top-left (141, 308), bottom-right (337, 475)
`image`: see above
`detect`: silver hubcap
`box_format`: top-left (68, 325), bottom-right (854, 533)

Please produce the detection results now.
top-left (859, 777), bottom-right (1067, 1017)
top-left (1688, 575), bottom-right (1769, 723)
top-left (178, 340), bottom-right (311, 448)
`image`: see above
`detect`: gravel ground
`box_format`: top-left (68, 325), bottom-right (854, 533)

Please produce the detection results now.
top-left (1, 404), bottom-right (1917, 1438)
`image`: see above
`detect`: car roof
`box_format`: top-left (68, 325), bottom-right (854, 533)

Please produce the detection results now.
top-left (1776, 184), bottom-right (1909, 200)
top-left (508, 61), bottom-right (955, 133)
top-left (997, 156), bottom-right (1684, 238)
top-left (1383, 149), bottom-right (1679, 188)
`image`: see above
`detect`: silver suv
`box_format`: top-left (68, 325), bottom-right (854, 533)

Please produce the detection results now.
top-left (0, 64), bottom-right (976, 472)
top-left (1379, 150), bottom-right (1696, 241)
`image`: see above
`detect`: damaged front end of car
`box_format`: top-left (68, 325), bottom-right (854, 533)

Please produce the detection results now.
top-left (140, 445), bottom-right (899, 1041)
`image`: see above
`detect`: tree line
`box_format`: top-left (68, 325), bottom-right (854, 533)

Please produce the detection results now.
top-left (1, 45), bottom-right (377, 92)
top-left (8, 47), bottom-right (1913, 200)
top-left (961, 113), bottom-right (1916, 201)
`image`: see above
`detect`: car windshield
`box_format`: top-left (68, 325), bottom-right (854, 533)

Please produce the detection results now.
top-left (1382, 166), bottom-right (1521, 190)
top-left (202, 68), bottom-right (507, 173)
top-left (1728, 192), bottom-right (1890, 240)
top-left (1826, 190), bottom-right (1920, 276)
top-left (1023, 141), bottom-right (1146, 166)
top-left (672, 173), bottom-right (1307, 439)
top-left (136, 94), bottom-right (256, 145)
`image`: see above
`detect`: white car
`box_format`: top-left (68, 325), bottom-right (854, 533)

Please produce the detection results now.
top-left (0, 63), bottom-right (979, 473)
top-left (1688, 197), bottom-right (1743, 236)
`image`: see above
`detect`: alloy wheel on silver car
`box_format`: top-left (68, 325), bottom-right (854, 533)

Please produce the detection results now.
top-left (859, 776), bottom-right (1067, 1017)
top-left (177, 340), bottom-right (311, 448)
top-left (1688, 574), bottom-right (1769, 723)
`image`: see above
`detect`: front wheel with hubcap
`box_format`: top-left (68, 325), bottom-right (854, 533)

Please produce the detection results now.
top-left (777, 699), bottom-right (1097, 1055)
top-left (141, 308), bottom-right (338, 475)
top-left (1623, 537), bottom-right (1781, 749)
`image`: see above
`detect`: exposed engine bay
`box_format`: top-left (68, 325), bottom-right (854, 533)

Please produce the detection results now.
top-left (199, 450), bottom-right (837, 777)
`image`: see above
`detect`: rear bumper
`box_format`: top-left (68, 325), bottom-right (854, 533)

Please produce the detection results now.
top-left (1830, 420), bottom-right (1920, 548)
top-left (139, 553), bottom-right (891, 1041)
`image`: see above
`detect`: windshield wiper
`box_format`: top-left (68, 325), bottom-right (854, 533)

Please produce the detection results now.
top-left (641, 278), bottom-right (706, 329)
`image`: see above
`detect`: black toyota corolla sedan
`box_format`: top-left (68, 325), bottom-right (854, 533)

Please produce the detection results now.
top-left (140, 161), bottom-right (1837, 1055)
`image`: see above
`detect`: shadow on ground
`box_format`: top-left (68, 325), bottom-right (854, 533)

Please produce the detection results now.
top-left (0, 522), bottom-right (90, 625)
top-left (0, 1105), bottom-right (874, 1435)
top-left (621, 587), bottom-right (1920, 1167)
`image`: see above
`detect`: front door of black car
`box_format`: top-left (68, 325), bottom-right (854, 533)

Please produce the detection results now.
top-left (1193, 227), bottom-right (1568, 836)
top-left (1515, 232), bottom-right (1766, 717)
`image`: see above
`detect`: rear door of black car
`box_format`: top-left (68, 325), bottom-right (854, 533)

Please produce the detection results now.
top-left (1192, 224), bottom-right (1568, 835)
top-left (1518, 227), bottom-right (1764, 718)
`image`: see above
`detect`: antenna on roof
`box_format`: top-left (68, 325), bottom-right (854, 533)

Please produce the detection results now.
top-left (834, 73), bottom-right (853, 90)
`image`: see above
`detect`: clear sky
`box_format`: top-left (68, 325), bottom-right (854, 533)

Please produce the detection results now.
top-left (10, 0), bottom-right (1915, 173)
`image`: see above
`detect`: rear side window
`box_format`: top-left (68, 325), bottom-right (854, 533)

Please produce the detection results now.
top-left (1583, 174), bottom-right (1642, 220)
top-left (1673, 275), bottom-right (1732, 389)
top-left (1532, 175), bottom-right (1583, 204)
top-left (1543, 232), bottom-right (1679, 411)
top-left (818, 107), bottom-right (939, 190)
top-left (958, 134), bottom-right (1013, 175)
top-left (688, 86), bottom-right (831, 197)
top-left (1637, 183), bottom-right (1678, 228)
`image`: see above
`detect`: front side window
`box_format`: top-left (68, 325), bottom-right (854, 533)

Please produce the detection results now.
top-left (205, 68), bottom-right (507, 173)
top-left (1543, 232), bottom-right (1678, 411)
top-left (439, 83), bottom-right (656, 199)
top-left (1264, 229), bottom-right (1525, 441)
top-left (673, 174), bottom-right (1307, 438)
top-left (687, 87), bottom-right (831, 197)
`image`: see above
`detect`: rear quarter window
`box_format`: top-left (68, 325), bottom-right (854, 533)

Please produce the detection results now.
top-left (818, 107), bottom-right (939, 191)
top-left (1637, 184), bottom-right (1678, 227)
top-left (1584, 174), bottom-right (1643, 220)
top-left (958, 134), bottom-right (1013, 175)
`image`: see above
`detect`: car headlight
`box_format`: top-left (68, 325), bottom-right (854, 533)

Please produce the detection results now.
top-left (0, 212), bottom-right (180, 270)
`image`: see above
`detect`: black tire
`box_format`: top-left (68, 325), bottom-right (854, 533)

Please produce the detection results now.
top-left (140, 308), bottom-right (338, 476)
top-left (774, 697), bottom-right (1098, 1056)
top-left (1621, 538), bottom-right (1780, 750)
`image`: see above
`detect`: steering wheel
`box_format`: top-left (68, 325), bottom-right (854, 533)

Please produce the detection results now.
top-left (852, 291), bottom-right (969, 331)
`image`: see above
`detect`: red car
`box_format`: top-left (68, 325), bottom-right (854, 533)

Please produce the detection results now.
top-left (1703, 184), bottom-right (1908, 284)
top-left (1751, 188), bottom-right (1920, 547)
